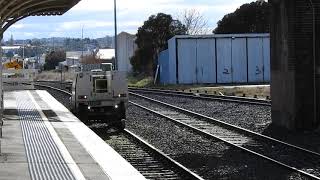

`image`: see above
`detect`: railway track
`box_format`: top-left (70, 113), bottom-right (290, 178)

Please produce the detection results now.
top-left (33, 83), bottom-right (203, 180)
top-left (99, 129), bottom-right (203, 180)
top-left (130, 92), bottom-right (320, 179)
top-left (34, 81), bottom-right (271, 106)
top-left (129, 87), bottom-right (271, 106)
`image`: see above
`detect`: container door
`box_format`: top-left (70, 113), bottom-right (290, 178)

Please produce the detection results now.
top-left (232, 38), bottom-right (247, 83)
top-left (158, 50), bottom-right (169, 84)
top-left (178, 39), bottom-right (197, 84)
top-left (248, 38), bottom-right (264, 83)
top-left (263, 37), bottom-right (270, 82)
top-left (217, 38), bottom-right (232, 83)
top-left (196, 39), bottom-right (216, 84)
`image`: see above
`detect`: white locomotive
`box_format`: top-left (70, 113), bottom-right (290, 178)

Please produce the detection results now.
top-left (70, 63), bottom-right (128, 129)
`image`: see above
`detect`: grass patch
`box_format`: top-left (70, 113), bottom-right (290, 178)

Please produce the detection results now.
top-left (128, 75), bottom-right (154, 87)
top-left (148, 83), bottom-right (270, 99)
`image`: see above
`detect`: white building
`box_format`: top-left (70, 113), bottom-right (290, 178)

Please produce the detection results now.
top-left (116, 32), bottom-right (137, 73)
top-left (96, 49), bottom-right (115, 61)
top-left (66, 51), bottom-right (91, 66)
top-left (1, 46), bottom-right (21, 54)
top-left (39, 54), bottom-right (46, 66)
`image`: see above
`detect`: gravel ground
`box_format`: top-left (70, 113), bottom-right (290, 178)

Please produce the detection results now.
top-left (131, 92), bottom-right (320, 154)
top-left (129, 96), bottom-right (320, 177)
top-left (125, 104), bottom-right (309, 180)
top-left (131, 92), bottom-right (271, 133)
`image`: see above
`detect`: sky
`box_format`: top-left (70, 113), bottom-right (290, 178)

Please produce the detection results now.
top-left (4, 0), bottom-right (255, 40)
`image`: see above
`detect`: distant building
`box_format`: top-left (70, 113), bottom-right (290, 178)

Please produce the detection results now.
top-left (66, 51), bottom-right (92, 66)
top-left (39, 54), bottom-right (46, 66)
top-left (1, 46), bottom-right (21, 54)
top-left (116, 32), bottom-right (137, 73)
top-left (96, 49), bottom-right (115, 63)
top-left (25, 57), bottom-right (39, 69)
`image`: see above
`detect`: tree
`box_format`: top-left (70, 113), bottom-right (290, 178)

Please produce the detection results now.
top-left (214, 1), bottom-right (270, 34)
top-left (131, 13), bottom-right (187, 75)
top-left (44, 50), bottom-right (66, 70)
top-left (6, 51), bottom-right (14, 61)
top-left (179, 9), bottom-right (209, 35)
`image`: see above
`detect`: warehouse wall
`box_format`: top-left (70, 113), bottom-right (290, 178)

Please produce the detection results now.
top-left (197, 39), bottom-right (216, 84)
top-left (168, 37), bottom-right (177, 84)
top-left (158, 50), bottom-right (169, 84)
top-left (161, 34), bottom-right (270, 84)
top-left (117, 32), bottom-right (137, 73)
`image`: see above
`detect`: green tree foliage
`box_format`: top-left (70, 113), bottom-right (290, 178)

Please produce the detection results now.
top-left (131, 13), bottom-right (187, 75)
top-left (214, 1), bottom-right (270, 34)
top-left (6, 51), bottom-right (14, 60)
top-left (44, 50), bottom-right (66, 70)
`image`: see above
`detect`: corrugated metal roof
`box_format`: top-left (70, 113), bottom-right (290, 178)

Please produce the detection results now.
top-left (169, 33), bottom-right (270, 41)
top-left (0, 0), bottom-right (81, 33)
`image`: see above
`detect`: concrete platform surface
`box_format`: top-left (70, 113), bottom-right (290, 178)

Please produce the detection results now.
top-left (0, 90), bottom-right (145, 180)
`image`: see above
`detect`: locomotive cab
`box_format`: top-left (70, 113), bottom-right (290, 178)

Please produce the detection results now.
top-left (71, 65), bottom-right (128, 130)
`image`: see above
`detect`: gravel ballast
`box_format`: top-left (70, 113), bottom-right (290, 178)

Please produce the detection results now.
top-left (131, 92), bottom-right (320, 154)
top-left (125, 104), bottom-right (309, 180)
top-left (130, 92), bottom-right (271, 133)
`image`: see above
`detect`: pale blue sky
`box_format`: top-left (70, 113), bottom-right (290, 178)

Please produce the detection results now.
top-left (4, 0), bottom-right (255, 40)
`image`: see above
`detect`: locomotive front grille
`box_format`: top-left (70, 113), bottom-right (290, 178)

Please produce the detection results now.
top-left (88, 101), bottom-right (102, 106)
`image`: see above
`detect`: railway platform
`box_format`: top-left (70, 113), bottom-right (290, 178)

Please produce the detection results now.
top-left (0, 90), bottom-right (145, 180)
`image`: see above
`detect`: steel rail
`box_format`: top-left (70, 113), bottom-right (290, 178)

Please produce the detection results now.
top-left (33, 83), bottom-right (72, 96)
top-left (129, 87), bottom-right (271, 106)
top-left (124, 129), bottom-right (204, 180)
top-left (129, 99), bottom-right (320, 180)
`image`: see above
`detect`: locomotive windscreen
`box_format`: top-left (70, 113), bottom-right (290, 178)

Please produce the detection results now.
top-left (95, 79), bottom-right (108, 93)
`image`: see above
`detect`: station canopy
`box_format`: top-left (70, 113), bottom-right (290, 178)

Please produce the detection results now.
top-left (0, 0), bottom-right (81, 35)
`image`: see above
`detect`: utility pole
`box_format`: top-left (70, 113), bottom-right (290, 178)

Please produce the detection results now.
top-left (81, 26), bottom-right (84, 59)
top-left (52, 37), bottom-right (55, 51)
top-left (22, 40), bottom-right (25, 69)
top-left (114, 0), bottom-right (118, 70)
top-left (0, 31), bottom-right (3, 140)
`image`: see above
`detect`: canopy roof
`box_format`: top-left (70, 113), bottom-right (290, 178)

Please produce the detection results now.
top-left (0, 0), bottom-right (80, 34)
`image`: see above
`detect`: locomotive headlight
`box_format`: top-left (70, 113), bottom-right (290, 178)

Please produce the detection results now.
top-left (114, 104), bottom-right (119, 109)
top-left (88, 106), bottom-right (91, 110)
top-left (118, 94), bottom-right (127, 98)
top-left (78, 95), bottom-right (87, 99)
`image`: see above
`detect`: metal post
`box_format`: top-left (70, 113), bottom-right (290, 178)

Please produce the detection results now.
top-left (0, 31), bottom-right (3, 145)
top-left (60, 65), bottom-right (63, 87)
top-left (22, 40), bottom-right (25, 69)
top-left (308, 0), bottom-right (317, 125)
top-left (81, 26), bottom-right (84, 59)
top-left (114, 0), bottom-right (118, 70)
